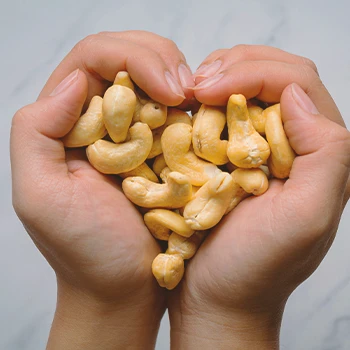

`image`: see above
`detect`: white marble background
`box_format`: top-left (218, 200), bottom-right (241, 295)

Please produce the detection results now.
top-left (1, 0), bottom-right (350, 349)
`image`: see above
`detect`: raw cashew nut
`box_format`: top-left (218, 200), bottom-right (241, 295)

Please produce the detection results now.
top-left (161, 123), bottom-right (220, 186)
top-left (113, 71), bottom-right (135, 91)
top-left (62, 96), bottom-right (106, 147)
top-left (265, 104), bottom-right (296, 179)
top-left (103, 85), bottom-right (136, 143)
top-left (140, 102), bottom-right (167, 130)
top-left (152, 253), bottom-right (184, 290)
top-left (148, 108), bottom-right (192, 159)
top-left (231, 168), bottom-right (269, 195)
top-left (86, 122), bottom-right (152, 174)
top-left (144, 209), bottom-right (194, 240)
top-left (225, 183), bottom-right (249, 215)
top-left (152, 154), bottom-right (167, 176)
top-left (248, 102), bottom-right (265, 135)
top-left (166, 231), bottom-right (207, 259)
top-left (184, 172), bottom-right (235, 230)
top-left (192, 104), bottom-right (228, 165)
top-left (119, 162), bottom-right (159, 183)
top-left (122, 172), bottom-right (192, 208)
top-left (227, 94), bottom-right (270, 168)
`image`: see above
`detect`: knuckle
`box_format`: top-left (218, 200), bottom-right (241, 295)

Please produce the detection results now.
top-left (12, 105), bottom-right (35, 127)
top-left (300, 56), bottom-right (319, 74)
top-left (72, 34), bottom-right (100, 56)
top-left (161, 37), bottom-right (179, 52)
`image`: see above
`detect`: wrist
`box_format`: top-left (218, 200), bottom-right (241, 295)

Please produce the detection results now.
top-left (169, 301), bottom-right (283, 350)
top-left (47, 278), bottom-right (165, 350)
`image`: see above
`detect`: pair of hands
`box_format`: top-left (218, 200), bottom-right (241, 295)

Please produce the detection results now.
top-left (10, 31), bottom-right (350, 349)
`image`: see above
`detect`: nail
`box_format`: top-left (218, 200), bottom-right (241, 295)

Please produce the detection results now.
top-left (165, 71), bottom-right (186, 98)
top-left (50, 69), bottom-right (79, 96)
top-left (178, 64), bottom-right (195, 89)
top-left (291, 83), bottom-right (319, 115)
top-left (193, 73), bottom-right (224, 90)
top-left (194, 60), bottom-right (222, 78)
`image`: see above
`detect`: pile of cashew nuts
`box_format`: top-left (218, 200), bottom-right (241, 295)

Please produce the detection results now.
top-left (63, 71), bottom-right (296, 290)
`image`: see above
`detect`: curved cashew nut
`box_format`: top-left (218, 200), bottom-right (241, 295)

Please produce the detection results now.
top-left (265, 104), bottom-right (296, 179)
top-left (152, 154), bottom-right (167, 176)
top-left (192, 104), bottom-right (229, 165)
top-left (227, 94), bottom-right (270, 168)
top-left (62, 96), bottom-right (106, 147)
top-left (140, 102), bottom-right (167, 130)
top-left (184, 172), bottom-right (235, 230)
top-left (231, 168), bottom-right (269, 195)
top-left (161, 123), bottom-right (220, 186)
top-left (122, 172), bottom-right (192, 208)
top-left (166, 231), bottom-right (207, 260)
top-left (86, 122), bottom-right (152, 174)
top-left (152, 253), bottom-right (184, 290)
top-left (144, 209), bottom-right (194, 240)
top-left (113, 71), bottom-right (135, 91)
top-left (119, 162), bottom-right (159, 183)
top-left (148, 108), bottom-right (192, 159)
top-left (225, 183), bottom-right (249, 215)
top-left (103, 85), bottom-right (136, 143)
top-left (247, 101), bottom-right (265, 135)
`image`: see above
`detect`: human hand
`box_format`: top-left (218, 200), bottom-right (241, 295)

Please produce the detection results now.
top-left (168, 45), bottom-right (350, 350)
top-left (10, 31), bottom-right (194, 350)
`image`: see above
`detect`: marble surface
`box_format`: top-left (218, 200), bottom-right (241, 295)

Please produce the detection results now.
top-left (1, 0), bottom-right (350, 349)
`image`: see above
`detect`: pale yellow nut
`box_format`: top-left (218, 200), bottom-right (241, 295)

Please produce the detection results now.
top-left (166, 231), bottom-right (207, 260)
top-left (225, 183), bottom-right (250, 215)
top-left (62, 96), bottom-right (106, 147)
top-left (152, 253), bottom-right (184, 290)
top-left (119, 162), bottom-right (159, 183)
top-left (162, 123), bottom-right (221, 186)
top-left (227, 94), bottom-right (270, 168)
top-left (152, 154), bottom-right (167, 176)
top-left (159, 167), bottom-right (171, 183)
top-left (122, 171), bottom-right (192, 209)
top-left (184, 172), bottom-right (235, 230)
top-left (148, 108), bottom-right (192, 159)
top-left (86, 122), bottom-right (153, 174)
top-left (144, 209), bottom-right (194, 240)
top-left (265, 104), bottom-right (296, 179)
top-left (103, 85), bottom-right (136, 143)
top-left (231, 168), bottom-right (269, 196)
top-left (248, 103), bottom-right (265, 135)
top-left (192, 104), bottom-right (229, 165)
top-left (113, 71), bottom-right (135, 91)
top-left (140, 102), bottom-right (167, 130)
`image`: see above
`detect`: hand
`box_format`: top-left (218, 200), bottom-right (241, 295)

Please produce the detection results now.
top-left (168, 45), bottom-right (350, 350)
top-left (10, 31), bottom-right (194, 350)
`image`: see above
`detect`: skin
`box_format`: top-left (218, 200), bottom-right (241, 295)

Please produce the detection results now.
top-left (10, 34), bottom-right (350, 349)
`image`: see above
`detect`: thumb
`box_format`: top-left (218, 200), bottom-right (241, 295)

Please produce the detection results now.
top-left (280, 83), bottom-right (350, 208)
top-left (11, 69), bottom-right (88, 198)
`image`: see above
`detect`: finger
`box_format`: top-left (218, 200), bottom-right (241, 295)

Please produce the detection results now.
top-left (280, 83), bottom-right (350, 221)
top-left (39, 34), bottom-right (185, 106)
top-left (194, 45), bottom-right (318, 81)
top-left (99, 30), bottom-right (195, 94)
top-left (193, 49), bottom-right (228, 77)
top-left (11, 70), bottom-right (88, 205)
top-left (193, 60), bottom-right (344, 127)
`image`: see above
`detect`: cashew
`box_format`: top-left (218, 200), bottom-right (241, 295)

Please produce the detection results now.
top-left (231, 168), bottom-right (269, 195)
top-left (102, 85), bottom-right (136, 143)
top-left (225, 183), bottom-right (250, 214)
top-left (159, 167), bottom-right (171, 183)
top-left (119, 162), bottom-right (159, 183)
top-left (113, 71), bottom-right (135, 91)
top-left (144, 209), bottom-right (194, 240)
top-left (86, 122), bottom-right (152, 174)
top-left (152, 154), bottom-right (167, 176)
top-left (248, 102), bottom-right (265, 135)
top-left (140, 102), bottom-right (167, 130)
top-left (265, 104), bottom-right (296, 179)
top-left (227, 94), bottom-right (270, 168)
top-left (192, 104), bottom-right (229, 165)
top-left (148, 108), bottom-right (192, 159)
top-left (62, 96), bottom-right (107, 147)
top-left (166, 231), bottom-right (207, 259)
top-left (152, 253), bottom-right (184, 290)
top-left (122, 171), bottom-right (192, 208)
top-left (162, 123), bottom-right (220, 186)
top-left (184, 172), bottom-right (235, 230)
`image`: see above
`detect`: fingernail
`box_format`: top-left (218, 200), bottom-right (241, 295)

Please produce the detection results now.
top-left (178, 64), bottom-right (195, 89)
top-left (165, 71), bottom-right (186, 99)
top-left (194, 60), bottom-right (222, 78)
top-left (50, 69), bottom-right (79, 96)
top-left (193, 73), bottom-right (224, 90)
top-left (291, 83), bottom-right (319, 115)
